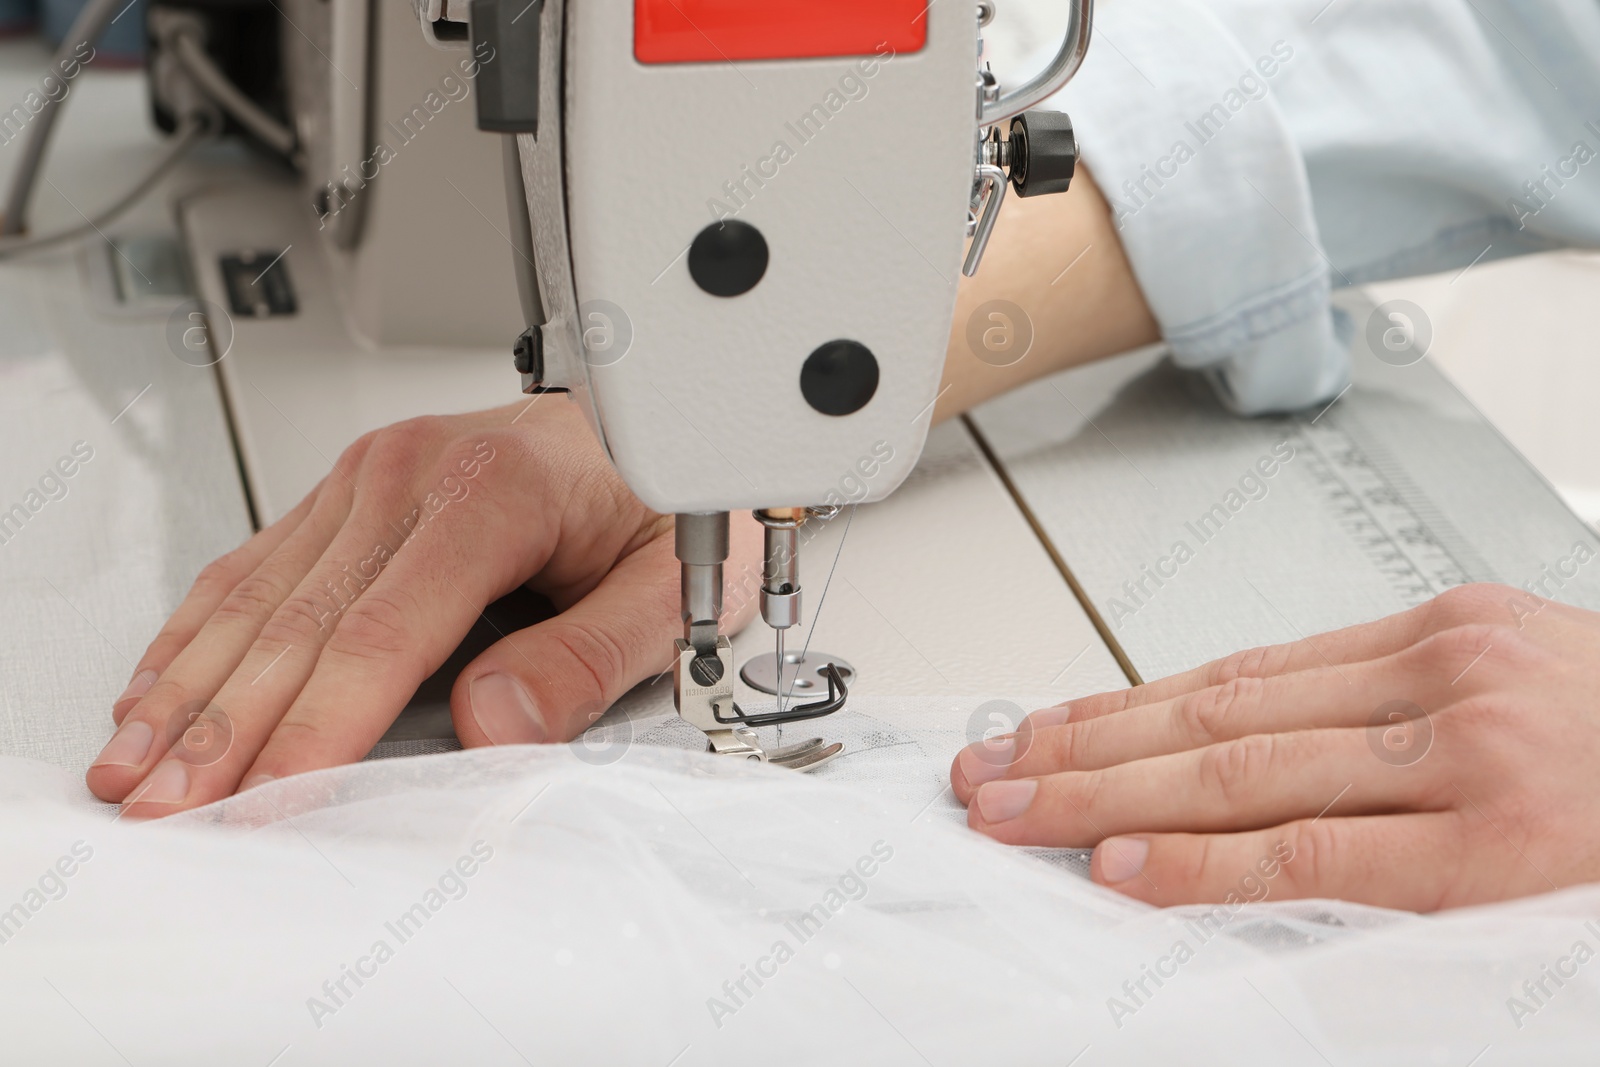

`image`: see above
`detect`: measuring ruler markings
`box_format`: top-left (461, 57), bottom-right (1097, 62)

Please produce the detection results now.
top-left (1288, 413), bottom-right (1482, 607)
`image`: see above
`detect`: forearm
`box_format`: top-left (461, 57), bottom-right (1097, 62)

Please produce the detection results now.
top-left (933, 166), bottom-right (1159, 424)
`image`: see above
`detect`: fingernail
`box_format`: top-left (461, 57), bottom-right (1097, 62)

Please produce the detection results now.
top-left (1027, 706), bottom-right (1073, 730)
top-left (241, 774), bottom-right (275, 792)
top-left (1098, 837), bottom-right (1150, 884)
top-left (113, 669), bottom-right (158, 715)
top-left (958, 736), bottom-right (1014, 788)
top-left (470, 673), bottom-right (548, 745)
top-left (975, 778), bottom-right (1037, 824)
top-left (92, 720), bottom-right (155, 768)
top-left (126, 761), bottom-right (189, 808)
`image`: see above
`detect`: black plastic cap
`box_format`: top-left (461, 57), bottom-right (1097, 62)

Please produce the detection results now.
top-left (1009, 110), bottom-right (1077, 198)
top-left (688, 220), bottom-right (769, 297)
top-left (800, 340), bottom-right (879, 416)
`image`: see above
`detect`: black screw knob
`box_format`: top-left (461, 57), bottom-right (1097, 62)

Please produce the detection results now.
top-left (688, 220), bottom-right (768, 297)
top-left (800, 340), bottom-right (879, 417)
top-left (1009, 110), bottom-right (1076, 198)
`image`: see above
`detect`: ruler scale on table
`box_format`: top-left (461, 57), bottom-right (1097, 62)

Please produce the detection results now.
top-left (1290, 413), bottom-right (1485, 607)
top-left (969, 342), bottom-right (1600, 681)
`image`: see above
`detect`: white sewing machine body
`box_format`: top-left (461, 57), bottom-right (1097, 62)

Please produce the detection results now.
top-left (429, 0), bottom-right (1091, 766)
top-left (514, 0), bottom-right (976, 514)
top-left (178, 0), bottom-right (988, 521)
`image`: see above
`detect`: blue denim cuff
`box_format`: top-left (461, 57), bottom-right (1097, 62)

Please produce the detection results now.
top-left (1043, 0), bottom-right (1348, 413)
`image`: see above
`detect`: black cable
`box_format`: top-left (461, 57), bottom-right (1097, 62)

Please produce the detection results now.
top-left (0, 121), bottom-right (207, 259)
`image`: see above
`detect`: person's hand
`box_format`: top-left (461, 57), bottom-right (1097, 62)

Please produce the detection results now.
top-left (951, 583), bottom-right (1600, 911)
top-left (88, 399), bottom-right (760, 817)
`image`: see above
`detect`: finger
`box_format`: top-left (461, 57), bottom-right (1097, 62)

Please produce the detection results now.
top-left (953, 657), bottom-right (1411, 800)
top-left (451, 535), bottom-right (680, 747)
top-left (115, 437), bottom-right (516, 816)
top-left (451, 531), bottom-right (696, 747)
top-left (965, 728), bottom-right (1437, 848)
top-left (87, 477), bottom-right (356, 803)
top-left (112, 489), bottom-right (319, 725)
top-left (236, 433), bottom-right (717, 785)
top-left (1023, 595), bottom-right (1469, 732)
top-left (1090, 812), bottom-right (1470, 911)
top-left (234, 486), bottom-right (542, 786)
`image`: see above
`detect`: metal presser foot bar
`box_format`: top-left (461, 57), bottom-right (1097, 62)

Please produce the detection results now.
top-left (673, 512), bottom-right (845, 772)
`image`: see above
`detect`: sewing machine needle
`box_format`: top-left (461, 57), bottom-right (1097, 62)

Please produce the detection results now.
top-left (775, 628), bottom-right (786, 712)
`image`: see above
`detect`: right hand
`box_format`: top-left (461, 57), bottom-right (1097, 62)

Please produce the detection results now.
top-left (87, 398), bottom-right (761, 817)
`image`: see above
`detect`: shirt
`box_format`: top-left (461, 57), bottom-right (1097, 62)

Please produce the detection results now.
top-left (1028, 0), bottom-right (1600, 413)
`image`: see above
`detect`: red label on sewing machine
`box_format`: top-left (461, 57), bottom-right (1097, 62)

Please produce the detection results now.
top-left (633, 0), bottom-right (927, 63)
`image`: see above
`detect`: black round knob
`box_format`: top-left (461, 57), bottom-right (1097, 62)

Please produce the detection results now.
top-left (1009, 110), bottom-right (1077, 198)
top-left (688, 220), bottom-right (768, 297)
top-left (800, 340), bottom-right (879, 417)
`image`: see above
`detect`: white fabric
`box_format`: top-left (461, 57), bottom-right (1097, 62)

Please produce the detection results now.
top-left (2, 697), bottom-right (1598, 1063)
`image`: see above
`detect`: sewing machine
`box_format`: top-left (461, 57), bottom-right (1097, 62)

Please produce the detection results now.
top-left (122, 0), bottom-right (1081, 767)
top-left (393, 0), bottom-right (1090, 767)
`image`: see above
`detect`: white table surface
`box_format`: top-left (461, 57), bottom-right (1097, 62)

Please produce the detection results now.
top-left (0, 42), bottom-right (256, 788)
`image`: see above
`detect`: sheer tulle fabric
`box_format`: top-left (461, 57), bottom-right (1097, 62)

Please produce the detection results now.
top-left (1, 699), bottom-right (1595, 1064)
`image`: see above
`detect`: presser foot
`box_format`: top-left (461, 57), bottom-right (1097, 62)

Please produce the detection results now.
top-left (676, 637), bottom-right (848, 773)
top-left (703, 715), bottom-right (845, 772)
top-left (766, 737), bottom-right (845, 771)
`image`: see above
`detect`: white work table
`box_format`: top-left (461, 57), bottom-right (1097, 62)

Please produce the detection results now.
top-left (2, 42), bottom-right (1596, 793)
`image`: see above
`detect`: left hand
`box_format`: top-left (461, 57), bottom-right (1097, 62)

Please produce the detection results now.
top-left (951, 583), bottom-right (1600, 911)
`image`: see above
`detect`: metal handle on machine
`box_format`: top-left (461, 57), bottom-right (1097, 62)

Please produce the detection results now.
top-left (962, 164), bottom-right (1006, 277)
top-left (980, 0), bottom-right (1093, 126)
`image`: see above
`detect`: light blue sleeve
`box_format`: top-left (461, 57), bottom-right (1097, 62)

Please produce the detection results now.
top-left (1041, 0), bottom-right (1600, 414)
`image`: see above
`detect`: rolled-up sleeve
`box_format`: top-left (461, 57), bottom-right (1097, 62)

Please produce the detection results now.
top-left (1020, 0), bottom-right (1600, 415)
